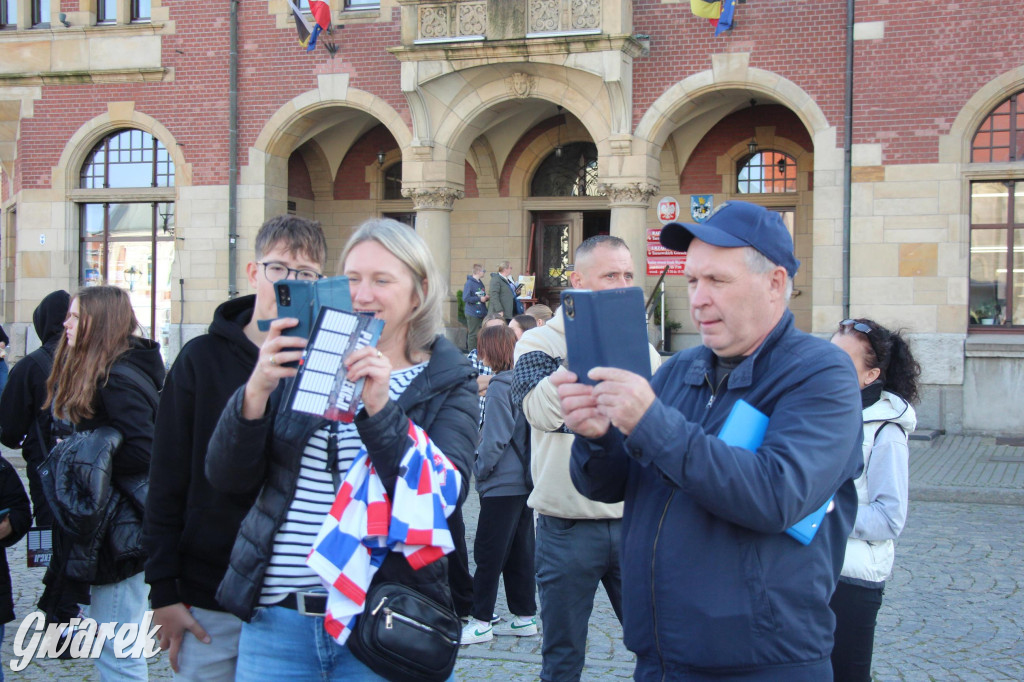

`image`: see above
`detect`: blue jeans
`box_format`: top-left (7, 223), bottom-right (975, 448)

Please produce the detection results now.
top-left (84, 571), bottom-right (150, 681)
top-left (236, 605), bottom-right (387, 681)
top-left (535, 515), bottom-right (623, 682)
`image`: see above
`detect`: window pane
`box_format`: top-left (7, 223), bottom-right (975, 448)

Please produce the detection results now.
top-left (98, 0), bottom-right (116, 23)
top-left (346, 0), bottom-right (379, 7)
top-left (108, 203), bottom-right (153, 238)
top-left (530, 143), bottom-right (599, 197)
top-left (539, 223), bottom-right (570, 288)
top-left (154, 239), bottom-right (176, 350)
top-left (971, 182), bottom-right (1009, 224)
top-left (1016, 183), bottom-right (1024, 224)
top-left (737, 151), bottom-right (797, 194)
top-left (969, 228), bottom-right (1007, 325)
top-left (33, 0), bottom-right (49, 25)
top-left (132, 0), bottom-right (150, 21)
top-left (1011, 229), bottom-right (1024, 325)
top-left (82, 203), bottom-right (105, 236)
top-left (82, 240), bottom-right (104, 286)
top-left (1, 0), bottom-right (16, 28)
top-left (383, 163), bottom-right (403, 200)
top-left (156, 202), bottom-right (175, 237)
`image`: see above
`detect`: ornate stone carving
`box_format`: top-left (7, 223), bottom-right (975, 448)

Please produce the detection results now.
top-left (420, 6), bottom-right (450, 39)
top-left (506, 72), bottom-right (536, 99)
top-left (570, 0), bottom-right (600, 30)
top-left (598, 182), bottom-right (659, 207)
top-left (529, 0), bottom-right (560, 33)
top-left (458, 3), bottom-right (486, 36)
top-left (401, 186), bottom-right (465, 210)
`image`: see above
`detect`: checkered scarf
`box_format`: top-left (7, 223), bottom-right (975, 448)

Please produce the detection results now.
top-left (511, 351), bottom-right (573, 434)
top-left (306, 420), bottom-right (461, 645)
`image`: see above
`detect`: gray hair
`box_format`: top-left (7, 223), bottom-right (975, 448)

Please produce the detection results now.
top-left (339, 218), bottom-right (444, 356)
top-left (744, 246), bottom-right (794, 302)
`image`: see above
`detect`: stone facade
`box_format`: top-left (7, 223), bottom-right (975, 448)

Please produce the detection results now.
top-left (1, 0), bottom-right (1022, 434)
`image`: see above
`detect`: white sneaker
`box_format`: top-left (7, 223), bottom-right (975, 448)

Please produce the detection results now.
top-left (460, 618), bottom-right (493, 645)
top-left (493, 614), bottom-right (538, 637)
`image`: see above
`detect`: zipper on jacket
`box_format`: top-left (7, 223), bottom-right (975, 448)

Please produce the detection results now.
top-left (704, 372), bottom-right (728, 410)
top-left (650, 490), bottom-right (673, 680)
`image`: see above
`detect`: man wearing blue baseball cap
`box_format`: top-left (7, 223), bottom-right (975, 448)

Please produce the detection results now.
top-left (552, 200), bottom-right (864, 679)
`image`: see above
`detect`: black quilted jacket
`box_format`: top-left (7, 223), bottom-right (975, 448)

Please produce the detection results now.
top-left (206, 335), bottom-right (478, 621)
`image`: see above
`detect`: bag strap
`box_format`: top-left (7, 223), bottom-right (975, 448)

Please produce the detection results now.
top-left (109, 363), bottom-right (160, 410)
top-left (508, 407), bottom-right (531, 482)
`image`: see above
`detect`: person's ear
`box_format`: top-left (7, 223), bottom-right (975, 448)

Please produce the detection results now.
top-left (864, 366), bottom-right (881, 387)
top-left (246, 261), bottom-right (259, 290)
top-left (768, 266), bottom-right (787, 300)
top-left (569, 270), bottom-right (582, 288)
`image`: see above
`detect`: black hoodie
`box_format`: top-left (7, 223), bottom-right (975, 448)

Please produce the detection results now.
top-left (0, 290), bottom-right (71, 467)
top-left (143, 294), bottom-right (261, 611)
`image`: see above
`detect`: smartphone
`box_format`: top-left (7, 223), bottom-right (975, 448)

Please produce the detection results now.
top-left (274, 280), bottom-right (316, 339)
top-left (561, 287), bottom-right (651, 385)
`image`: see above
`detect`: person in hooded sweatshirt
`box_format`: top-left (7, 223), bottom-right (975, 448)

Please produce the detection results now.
top-left (829, 318), bottom-right (920, 682)
top-left (43, 284), bottom-right (165, 681)
top-left (0, 289), bottom-right (72, 529)
top-left (143, 215), bottom-right (327, 681)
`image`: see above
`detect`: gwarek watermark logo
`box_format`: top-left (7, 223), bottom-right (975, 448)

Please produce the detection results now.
top-left (9, 611), bottom-right (162, 672)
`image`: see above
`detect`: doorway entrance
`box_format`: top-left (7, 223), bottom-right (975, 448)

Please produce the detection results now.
top-left (530, 211), bottom-right (609, 308)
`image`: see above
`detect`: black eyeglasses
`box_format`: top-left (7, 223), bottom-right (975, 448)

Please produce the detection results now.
top-left (259, 261), bottom-right (324, 282)
top-left (840, 319), bottom-right (873, 336)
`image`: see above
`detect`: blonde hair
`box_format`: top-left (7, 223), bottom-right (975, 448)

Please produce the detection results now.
top-left (339, 218), bottom-right (444, 356)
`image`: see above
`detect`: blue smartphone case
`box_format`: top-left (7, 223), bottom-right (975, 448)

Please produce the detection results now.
top-left (257, 276), bottom-right (352, 339)
top-left (561, 287), bottom-right (651, 385)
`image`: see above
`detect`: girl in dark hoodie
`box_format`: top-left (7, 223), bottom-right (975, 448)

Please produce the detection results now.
top-left (44, 285), bottom-right (165, 681)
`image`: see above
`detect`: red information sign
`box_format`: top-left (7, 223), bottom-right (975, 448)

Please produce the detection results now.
top-left (646, 255), bottom-right (686, 277)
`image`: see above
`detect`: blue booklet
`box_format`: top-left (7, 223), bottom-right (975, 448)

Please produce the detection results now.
top-left (717, 400), bottom-right (832, 546)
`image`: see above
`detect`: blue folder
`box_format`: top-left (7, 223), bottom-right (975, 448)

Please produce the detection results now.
top-left (717, 400), bottom-right (832, 546)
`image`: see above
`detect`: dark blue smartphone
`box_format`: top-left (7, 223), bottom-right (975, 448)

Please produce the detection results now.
top-left (561, 287), bottom-right (651, 385)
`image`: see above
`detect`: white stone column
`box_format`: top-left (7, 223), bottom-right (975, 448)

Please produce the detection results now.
top-left (601, 182), bottom-right (659, 290)
top-left (402, 186), bottom-right (464, 326)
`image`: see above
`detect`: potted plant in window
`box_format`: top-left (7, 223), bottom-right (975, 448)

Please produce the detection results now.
top-left (970, 301), bottom-right (1001, 325)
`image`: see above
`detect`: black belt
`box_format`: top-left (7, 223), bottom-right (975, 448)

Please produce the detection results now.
top-left (277, 591), bottom-right (328, 617)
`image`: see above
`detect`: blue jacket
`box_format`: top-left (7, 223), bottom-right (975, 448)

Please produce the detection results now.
top-left (462, 275), bottom-right (488, 319)
top-left (571, 311), bottom-right (863, 680)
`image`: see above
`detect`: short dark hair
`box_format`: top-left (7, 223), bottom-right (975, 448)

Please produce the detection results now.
top-left (477, 324), bottom-right (517, 373)
top-left (575, 234), bottom-right (628, 262)
top-left (512, 314), bottom-right (537, 332)
top-left (254, 215), bottom-right (328, 267)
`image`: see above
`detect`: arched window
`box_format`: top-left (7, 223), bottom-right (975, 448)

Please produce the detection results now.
top-left (737, 151), bottom-right (797, 194)
top-left (972, 90), bottom-right (1023, 163)
top-left (77, 129), bottom-right (176, 346)
top-left (530, 142), bottom-right (599, 197)
top-left (383, 162), bottom-right (403, 200)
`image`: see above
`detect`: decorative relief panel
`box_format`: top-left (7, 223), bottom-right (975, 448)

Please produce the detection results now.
top-left (529, 0), bottom-right (601, 34)
top-left (529, 0), bottom-right (560, 33)
top-left (570, 0), bottom-right (600, 30)
top-left (417, 2), bottom-right (486, 41)
top-left (505, 72), bottom-right (536, 99)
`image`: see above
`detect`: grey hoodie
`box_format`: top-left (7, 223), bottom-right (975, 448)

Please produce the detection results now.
top-left (474, 370), bottom-right (531, 497)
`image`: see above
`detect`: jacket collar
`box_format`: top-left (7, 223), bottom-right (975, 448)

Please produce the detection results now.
top-left (397, 335), bottom-right (475, 408)
top-left (682, 309), bottom-right (795, 388)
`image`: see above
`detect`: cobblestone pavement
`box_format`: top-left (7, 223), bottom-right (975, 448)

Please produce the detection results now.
top-left (3, 437), bottom-right (1023, 680)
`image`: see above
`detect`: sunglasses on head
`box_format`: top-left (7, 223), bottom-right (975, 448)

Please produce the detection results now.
top-left (840, 319), bottom-right (873, 335)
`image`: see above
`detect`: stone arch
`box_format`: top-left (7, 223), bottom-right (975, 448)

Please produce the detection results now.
top-left (52, 103), bottom-right (190, 191)
top-left (250, 75), bottom-right (412, 162)
top-left (295, 141), bottom-right (333, 201)
top-left (941, 65), bottom-right (1024, 164)
top-left (635, 65), bottom-right (833, 175)
top-left (430, 66), bottom-right (615, 179)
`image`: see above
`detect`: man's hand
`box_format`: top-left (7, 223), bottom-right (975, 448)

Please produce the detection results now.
top-left (476, 374), bottom-right (492, 397)
top-left (551, 368), bottom-right (610, 438)
top-left (0, 517), bottom-right (11, 540)
top-left (153, 603), bottom-right (211, 673)
top-left (589, 367), bottom-right (656, 436)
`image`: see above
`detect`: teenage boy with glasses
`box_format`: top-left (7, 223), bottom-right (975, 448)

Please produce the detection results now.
top-left (143, 215), bottom-right (327, 681)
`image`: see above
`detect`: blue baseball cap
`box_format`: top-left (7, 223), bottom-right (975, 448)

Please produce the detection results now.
top-left (660, 201), bottom-right (800, 277)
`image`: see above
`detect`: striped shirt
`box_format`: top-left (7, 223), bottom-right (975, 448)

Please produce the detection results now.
top-left (259, 362), bottom-right (427, 604)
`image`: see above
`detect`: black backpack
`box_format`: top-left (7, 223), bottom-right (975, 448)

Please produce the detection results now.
top-left (508, 402), bottom-right (533, 491)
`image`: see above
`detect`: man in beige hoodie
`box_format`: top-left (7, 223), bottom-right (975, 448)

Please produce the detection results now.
top-left (511, 235), bottom-right (660, 681)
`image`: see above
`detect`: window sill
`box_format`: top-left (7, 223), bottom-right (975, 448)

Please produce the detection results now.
top-left (965, 333), bottom-right (1024, 359)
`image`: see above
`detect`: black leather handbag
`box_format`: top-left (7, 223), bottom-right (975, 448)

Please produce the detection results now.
top-left (347, 581), bottom-right (461, 682)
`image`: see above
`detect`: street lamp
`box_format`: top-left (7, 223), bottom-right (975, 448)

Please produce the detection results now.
top-left (125, 265), bottom-right (141, 292)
